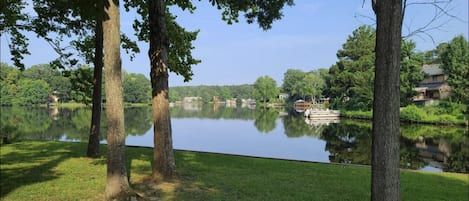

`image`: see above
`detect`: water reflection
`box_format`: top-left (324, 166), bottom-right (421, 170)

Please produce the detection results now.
top-left (0, 105), bottom-right (467, 173)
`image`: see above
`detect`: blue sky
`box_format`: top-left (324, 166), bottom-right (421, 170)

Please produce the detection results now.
top-left (1, 0), bottom-right (467, 87)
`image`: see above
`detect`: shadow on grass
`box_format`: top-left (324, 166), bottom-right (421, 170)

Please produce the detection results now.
top-left (128, 148), bottom-right (469, 201)
top-left (0, 141), bottom-right (87, 197)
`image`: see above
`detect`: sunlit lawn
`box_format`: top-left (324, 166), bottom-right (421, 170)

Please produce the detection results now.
top-left (1, 141), bottom-right (467, 201)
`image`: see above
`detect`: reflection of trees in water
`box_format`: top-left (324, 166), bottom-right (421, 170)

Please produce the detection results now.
top-left (320, 120), bottom-right (468, 173)
top-left (444, 139), bottom-right (469, 173)
top-left (2, 106), bottom-right (467, 173)
top-left (401, 124), bottom-right (468, 173)
top-left (281, 115), bottom-right (327, 138)
top-left (124, 107), bottom-right (152, 136)
top-left (253, 108), bottom-right (278, 133)
top-left (400, 137), bottom-right (426, 170)
top-left (0, 107), bottom-right (153, 143)
top-left (1, 107), bottom-right (53, 142)
top-left (321, 120), bottom-right (372, 165)
top-left (170, 104), bottom-right (255, 120)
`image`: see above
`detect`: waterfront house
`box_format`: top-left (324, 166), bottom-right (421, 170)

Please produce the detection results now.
top-left (413, 64), bottom-right (451, 105)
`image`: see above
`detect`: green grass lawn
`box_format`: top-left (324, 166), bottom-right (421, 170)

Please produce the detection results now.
top-left (1, 141), bottom-right (468, 201)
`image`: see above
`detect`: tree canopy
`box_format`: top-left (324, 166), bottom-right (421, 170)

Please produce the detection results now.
top-left (282, 69), bottom-right (325, 101)
top-left (326, 25), bottom-right (425, 110)
top-left (253, 76), bottom-right (279, 103)
top-left (440, 35), bottom-right (469, 104)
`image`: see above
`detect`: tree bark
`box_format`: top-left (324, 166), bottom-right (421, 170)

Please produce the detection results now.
top-left (87, 20), bottom-right (103, 158)
top-left (371, 0), bottom-right (403, 201)
top-left (103, 0), bottom-right (132, 199)
top-left (148, 0), bottom-right (176, 181)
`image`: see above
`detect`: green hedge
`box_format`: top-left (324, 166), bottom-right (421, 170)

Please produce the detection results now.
top-left (341, 102), bottom-right (467, 126)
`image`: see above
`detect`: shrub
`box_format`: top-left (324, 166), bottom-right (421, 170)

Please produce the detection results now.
top-left (400, 105), bottom-right (424, 122)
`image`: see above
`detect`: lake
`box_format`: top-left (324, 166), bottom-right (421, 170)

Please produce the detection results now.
top-left (1, 104), bottom-right (467, 173)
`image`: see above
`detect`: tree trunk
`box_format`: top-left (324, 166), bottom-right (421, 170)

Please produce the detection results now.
top-left (103, 0), bottom-right (132, 199)
top-left (87, 20), bottom-right (103, 158)
top-left (371, 0), bottom-right (403, 201)
top-left (148, 0), bottom-right (176, 181)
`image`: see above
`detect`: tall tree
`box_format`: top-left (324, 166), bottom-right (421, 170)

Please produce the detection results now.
top-left (400, 40), bottom-right (424, 106)
top-left (142, 0), bottom-right (294, 181)
top-left (253, 75), bottom-right (279, 103)
top-left (281, 69), bottom-right (324, 101)
top-left (440, 35), bottom-right (469, 104)
top-left (328, 25), bottom-right (376, 110)
top-left (327, 25), bottom-right (423, 109)
top-left (371, 0), bottom-right (403, 200)
top-left (123, 0), bottom-right (202, 179)
top-left (32, 0), bottom-right (139, 158)
top-left (303, 71), bottom-right (325, 102)
top-left (282, 69), bottom-right (307, 100)
top-left (102, 0), bottom-right (132, 199)
top-left (87, 19), bottom-right (104, 158)
top-left (148, 0), bottom-right (176, 181)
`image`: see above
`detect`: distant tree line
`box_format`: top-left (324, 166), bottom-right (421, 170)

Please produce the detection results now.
top-left (169, 84), bottom-right (255, 102)
top-left (0, 63), bottom-right (152, 105)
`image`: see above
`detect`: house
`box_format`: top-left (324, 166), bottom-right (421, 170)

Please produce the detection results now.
top-left (183, 97), bottom-right (202, 103)
top-left (278, 93), bottom-right (289, 100)
top-left (413, 64), bottom-right (451, 105)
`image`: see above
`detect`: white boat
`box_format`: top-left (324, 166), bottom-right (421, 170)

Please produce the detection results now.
top-left (304, 108), bottom-right (340, 119)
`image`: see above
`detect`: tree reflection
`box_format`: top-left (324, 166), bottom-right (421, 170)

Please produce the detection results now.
top-left (170, 103), bottom-right (255, 120)
top-left (282, 114), bottom-right (326, 138)
top-left (253, 108), bottom-right (278, 133)
top-left (320, 119), bottom-right (468, 173)
top-left (320, 120), bottom-right (372, 165)
top-left (1, 107), bottom-right (56, 142)
top-left (124, 107), bottom-right (152, 136)
top-left (1, 105), bottom-right (467, 173)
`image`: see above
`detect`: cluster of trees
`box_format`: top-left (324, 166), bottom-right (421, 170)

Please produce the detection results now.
top-left (290, 26), bottom-right (468, 111)
top-left (168, 69), bottom-right (326, 104)
top-left (1, 63), bottom-right (75, 105)
top-left (251, 69), bottom-right (326, 103)
top-left (323, 25), bottom-right (466, 111)
top-left (0, 63), bottom-right (153, 105)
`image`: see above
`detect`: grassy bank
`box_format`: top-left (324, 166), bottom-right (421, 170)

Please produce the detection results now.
top-left (341, 103), bottom-right (467, 126)
top-left (1, 141), bottom-right (468, 201)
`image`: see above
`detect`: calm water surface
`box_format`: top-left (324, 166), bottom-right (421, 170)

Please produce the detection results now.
top-left (1, 105), bottom-right (467, 173)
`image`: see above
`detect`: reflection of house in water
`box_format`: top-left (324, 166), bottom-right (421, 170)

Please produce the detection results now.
top-left (225, 99), bottom-right (237, 108)
top-left (182, 103), bottom-right (201, 111)
top-left (415, 136), bottom-right (450, 169)
top-left (181, 97), bottom-right (202, 111)
top-left (48, 107), bottom-right (59, 121)
top-left (183, 96), bottom-right (202, 103)
top-left (241, 99), bottom-right (256, 110)
top-left (413, 64), bottom-right (451, 105)
top-left (47, 91), bottom-right (60, 120)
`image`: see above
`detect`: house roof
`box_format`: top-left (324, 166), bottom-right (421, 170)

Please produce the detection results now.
top-left (418, 82), bottom-right (446, 90)
top-left (422, 64), bottom-right (443, 76)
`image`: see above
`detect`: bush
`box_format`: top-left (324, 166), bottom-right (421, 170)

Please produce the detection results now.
top-left (400, 105), bottom-right (424, 122)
